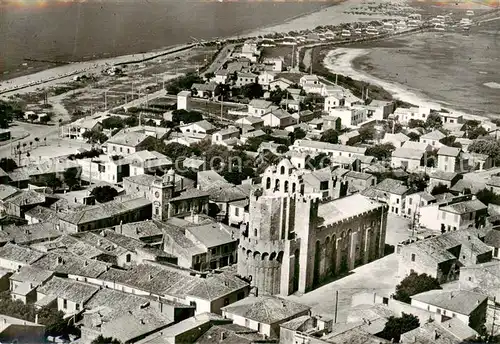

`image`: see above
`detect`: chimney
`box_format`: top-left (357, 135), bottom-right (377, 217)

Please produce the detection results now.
top-left (84, 261), bottom-right (88, 267)
top-left (98, 239), bottom-right (102, 246)
top-left (101, 230), bottom-right (106, 237)
top-left (220, 332), bottom-right (226, 341)
top-left (449, 292), bottom-right (453, 299)
top-left (57, 256), bottom-right (63, 265)
top-left (140, 319), bottom-right (145, 325)
top-left (120, 220), bottom-right (123, 234)
top-left (434, 330), bottom-right (439, 340)
top-left (148, 274), bottom-right (153, 281)
top-left (136, 227), bottom-right (139, 235)
top-left (35, 314), bottom-right (38, 324)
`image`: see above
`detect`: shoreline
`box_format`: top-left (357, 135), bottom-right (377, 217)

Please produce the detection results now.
top-left (322, 47), bottom-right (487, 121)
top-left (0, 0), bottom-right (406, 94)
top-left (0, 1), bottom-right (338, 88)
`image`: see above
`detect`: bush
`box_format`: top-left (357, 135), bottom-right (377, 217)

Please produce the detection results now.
top-left (378, 313), bottom-right (420, 342)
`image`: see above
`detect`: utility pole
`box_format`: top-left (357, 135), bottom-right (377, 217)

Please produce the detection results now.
top-left (492, 296), bottom-right (497, 338)
top-left (220, 94), bottom-right (224, 123)
top-left (309, 47), bottom-right (314, 75)
top-left (334, 290), bottom-right (339, 323)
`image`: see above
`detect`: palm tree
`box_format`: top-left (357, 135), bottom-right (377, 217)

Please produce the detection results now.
top-left (34, 137), bottom-right (39, 147)
top-left (22, 142), bottom-right (27, 150)
top-left (29, 141), bottom-right (33, 150)
top-left (43, 137), bottom-right (47, 146)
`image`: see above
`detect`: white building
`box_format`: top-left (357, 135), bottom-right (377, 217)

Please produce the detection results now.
top-left (329, 107), bottom-right (368, 128)
top-left (177, 91), bottom-right (192, 111)
top-left (257, 71), bottom-right (276, 89)
top-left (299, 75), bottom-right (323, 94)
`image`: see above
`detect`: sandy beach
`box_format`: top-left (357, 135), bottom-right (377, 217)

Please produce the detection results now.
top-left (241, 0), bottom-right (409, 38)
top-left (323, 47), bottom-right (488, 121)
top-left (0, 0), bottom-right (410, 97)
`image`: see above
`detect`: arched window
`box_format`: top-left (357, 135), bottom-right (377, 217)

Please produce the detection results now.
top-left (292, 183), bottom-right (296, 193)
top-left (266, 177), bottom-right (271, 189)
top-left (275, 179), bottom-right (280, 191)
top-left (280, 166), bottom-right (285, 175)
top-left (284, 181), bottom-right (289, 193)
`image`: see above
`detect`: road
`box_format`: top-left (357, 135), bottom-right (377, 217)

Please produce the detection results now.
top-left (0, 122), bottom-right (60, 161)
top-left (204, 44), bottom-right (236, 76)
top-left (287, 254), bottom-right (400, 322)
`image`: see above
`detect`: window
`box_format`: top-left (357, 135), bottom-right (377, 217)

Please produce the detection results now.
top-left (468, 276), bottom-right (472, 281)
top-left (254, 228), bottom-right (258, 237)
top-left (245, 319), bottom-right (250, 327)
top-left (257, 323), bottom-right (261, 332)
top-left (126, 254), bottom-right (131, 263)
top-left (211, 248), bottom-right (217, 255)
top-left (495, 248), bottom-right (499, 257)
top-left (411, 254), bottom-right (416, 262)
top-left (408, 208), bottom-right (411, 215)
top-left (63, 299), bottom-right (67, 309)
top-left (396, 198), bottom-right (400, 204)
top-left (155, 207), bottom-right (159, 215)
top-left (76, 303), bottom-right (80, 311)
top-left (127, 148), bottom-right (130, 154)
top-left (120, 147), bottom-right (123, 153)
top-left (235, 207), bottom-right (240, 216)
top-left (395, 208), bottom-right (398, 214)
top-left (452, 313), bottom-right (456, 317)
top-left (437, 308), bottom-right (441, 314)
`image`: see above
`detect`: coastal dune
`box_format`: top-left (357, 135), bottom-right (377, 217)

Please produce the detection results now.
top-left (323, 47), bottom-right (487, 121)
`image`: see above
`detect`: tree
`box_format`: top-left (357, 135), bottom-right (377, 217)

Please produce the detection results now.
top-left (63, 168), bottom-right (80, 190)
top-left (406, 173), bottom-right (428, 192)
top-left (102, 116), bottom-right (125, 130)
top-left (124, 115), bottom-right (139, 127)
top-left (82, 131), bottom-right (108, 144)
top-left (41, 174), bottom-right (62, 190)
top-left (358, 126), bottom-right (375, 142)
top-left (468, 126), bottom-right (488, 140)
top-left (34, 137), bottom-right (40, 147)
top-left (91, 335), bottom-right (122, 344)
top-left (476, 188), bottom-right (500, 206)
top-left (469, 138), bottom-right (500, 165)
top-left (320, 129), bottom-right (338, 144)
top-left (431, 183), bottom-right (450, 196)
top-left (214, 83), bottom-right (231, 101)
top-left (28, 113), bottom-right (38, 123)
top-left (439, 135), bottom-right (454, 146)
top-left (241, 83), bottom-right (264, 100)
top-left (293, 128), bottom-right (307, 141)
top-left (204, 72), bottom-right (215, 80)
top-left (268, 86), bottom-right (288, 105)
top-left (0, 158), bottom-right (17, 172)
top-left (366, 143), bottom-right (395, 161)
top-left (0, 101), bottom-right (23, 128)
top-left (394, 272), bottom-right (441, 304)
top-left (277, 145), bottom-right (288, 154)
top-left (378, 313), bottom-right (420, 342)
top-left (91, 185), bottom-right (119, 203)
top-left (162, 142), bottom-right (194, 161)
top-left (408, 119), bottom-right (425, 129)
top-left (425, 113), bottom-right (443, 129)
top-left (171, 109), bottom-right (203, 124)
top-left (165, 72), bottom-right (203, 94)
top-left (308, 153), bottom-right (331, 170)
top-left (407, 132), bottom-right (420, 142)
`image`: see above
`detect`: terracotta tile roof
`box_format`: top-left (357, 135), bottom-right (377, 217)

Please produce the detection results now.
top-left (411, 289), bottom-right (487, 315)
top-left (221, 295), bottom-right (310, 324)
top-left (37, 276), bottom-right (99, 304)
top-left (0, 243), bottom-right (44, 265)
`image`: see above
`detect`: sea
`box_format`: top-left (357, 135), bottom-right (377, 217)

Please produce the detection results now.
top-left (352, 18), bottom-right (500, 117)
top-left (0, 0), bottom-right (329, 79)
